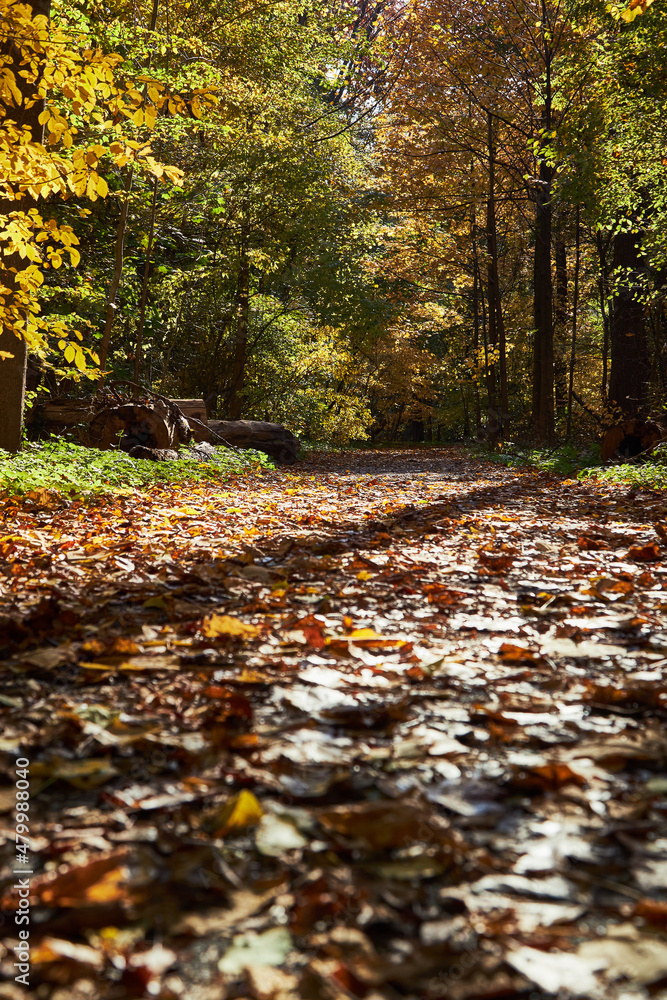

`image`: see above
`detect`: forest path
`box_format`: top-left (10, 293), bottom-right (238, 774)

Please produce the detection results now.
top-left (1, 447), bottom-right (667, 999)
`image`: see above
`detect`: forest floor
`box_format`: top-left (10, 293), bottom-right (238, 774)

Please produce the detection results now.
top-left (1, 446), bottom-right (667, 1000)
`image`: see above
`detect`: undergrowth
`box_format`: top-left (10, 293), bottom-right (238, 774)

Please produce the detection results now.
top-left (477, 440), bottom-right (667, 487)
top-left (0, 440), bottom-right (273, 497)
top-left (473, 442), bottom-right (600, 475)
top-left (578, 455), bottom-right (667, 488)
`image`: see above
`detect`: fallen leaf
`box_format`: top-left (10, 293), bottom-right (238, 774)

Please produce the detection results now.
top-left (218, 927), bottom-right (293, 974)
top-left (201, 613), bottom-right (260, 640)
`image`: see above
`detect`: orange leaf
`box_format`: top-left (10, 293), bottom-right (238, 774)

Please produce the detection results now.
top-left (629, 542), bottom-right (661, 562)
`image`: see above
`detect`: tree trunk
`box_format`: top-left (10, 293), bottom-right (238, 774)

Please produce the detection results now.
top-left (134, 176), bottom-right (158, 384)
top-left (228, 228), bottom-right (249, 419)
top-left (131, 0), bottom-right (160, 384)
top-left (566, 205), bottom-right (580, 439)
top-left (98, 168), bottom-right (133, 375)
top-left (531, 161), bottom-right (555, 439)
top-left (554, 236), bottom-right (568, 418)
top-left (472, 251), bottom-right (482, 437)
top-left (485, 114), bottom-right (499, 441)
top-left (0, 0), bottom-right (50, 453)
top-left (531, 16), bottom-right (555, 442)
top-left (609, 229), bottom-right (650, 415)
top-left (596, 234), bottom-right (611, 402)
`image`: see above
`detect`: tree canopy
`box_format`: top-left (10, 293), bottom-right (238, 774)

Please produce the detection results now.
top-left (1, 0), bottom-right (666, 450)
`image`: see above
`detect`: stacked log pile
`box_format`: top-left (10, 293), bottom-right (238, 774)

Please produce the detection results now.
top-left (26, 395), bottom-right (300, 464)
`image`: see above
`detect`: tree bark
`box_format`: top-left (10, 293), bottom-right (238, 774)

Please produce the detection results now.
top-left (485, 114), bottom-right (499, 441)
top-left (472, 249), bottom-right (482, 437)
top-left (0, 0), bottom-right (50, 453)
top-left (531, 160), bottom-right (555, 439)
top-left (98, 168), bottom-right (133, 376)
top-left (566, 205), bottom-right (580, 439)
top-left (609, 229), bottom-right (650, 415)
top-left (554, 236), bottom-right (568, 417)
top-left (134, 176), bottom-right (158, 384)
top-left (596, 233), bottom-right (611, 402)
top-left (228, 227), bottom-right (249, 419)
top-left (531, 8), bottom-right (555, 442)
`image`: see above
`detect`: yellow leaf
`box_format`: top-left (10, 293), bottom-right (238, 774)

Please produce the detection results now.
top-left (142, 595), bottom-right (168, 609)
top-left (201, 614), bottom-right (259, 641)
top-left (214, 790), bottom-right (264, 836)
top-left (0, 351), bottom-right (15, 360)
top-left (356, 570), bottom-right (373, 581)
top-left (64, 344), bottom-right (75, 363)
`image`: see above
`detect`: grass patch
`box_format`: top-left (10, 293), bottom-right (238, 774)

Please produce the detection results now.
top-left (474, 440), bottom-right (667, 488)
top-left (472, 442), bottom-right (601, 475)
top-left (0, 440), bottom-right (273, 497)
top-left (578, 447), bottom-right (667, 489)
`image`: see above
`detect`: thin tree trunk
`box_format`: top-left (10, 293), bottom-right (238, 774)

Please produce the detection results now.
top-left (99, 168), bottom-right (133, 376)
top-left (472, 254), bottom-right (482, 436)
top-left (161, 297), bottom-right (185, 382)
top-left (134, 176), bottom-right (158, 384)
top-left (554, 236), bottom-right (568, 417)
top-left (228, 228), bottom-right (249, 419)
top-left (531, 161), bottom-right (555, 439)
top-left (485, 113), bottom-right (498, 441)
top-left (596, 233), bottom-right (610, 401)
top-left (496, 255), bottom-right (508, 439)
top-left (487, 115), bottom-right (509, 437)
top-left (566, 205), bottom-right (580, 439)
top-left (102, 0), bottom-right (159, 383)
top-left (480, 257), bottom-right (489, 416)
top-left (531, 10), bottom-right (555, 441)
top-left (0, 0), bottom-right (50, 453)
top-left (469, 148), bottom-right (482, 437)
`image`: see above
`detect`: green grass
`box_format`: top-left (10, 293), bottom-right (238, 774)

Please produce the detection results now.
top-left (0, 439), bottom-right (273, 497)
top-left (578, 448), bottom-right (667, 489)
top-left (472, 441), bottom-right (600, 475)
top-left (475, 440), bottom-right (667, 488)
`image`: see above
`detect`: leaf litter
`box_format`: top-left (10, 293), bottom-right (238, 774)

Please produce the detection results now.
top-left (1, 447), bottom-right (667, 999)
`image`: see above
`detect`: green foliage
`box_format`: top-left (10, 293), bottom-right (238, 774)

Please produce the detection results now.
top-left (475, 442), bottom-right (603, 476)
top-left (578, 444), bottom-right (667, 488)
top-left (478, 440), bottom-right (667, 489)
top-left (0, 440), bottom-right (272, 497)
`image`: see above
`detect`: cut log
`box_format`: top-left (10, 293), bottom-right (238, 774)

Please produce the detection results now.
top-left (88, 401), bottom-right (191, 452)
top-left (203, 419), bottom-right (300, 464)
top-left (172, 399), bottom-right (208, 425)
top-left (27, 397), bottom-right (97, 426)
top-left (601, 416), bottom-right (666, 461)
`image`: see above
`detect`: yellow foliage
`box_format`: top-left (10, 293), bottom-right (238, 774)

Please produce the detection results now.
top-left (0, 0), bottom-right (194, 361)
